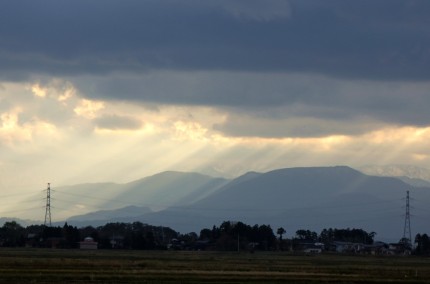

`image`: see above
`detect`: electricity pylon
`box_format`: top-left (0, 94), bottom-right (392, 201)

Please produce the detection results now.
top-left (44, 183), bottom-right (52, 227)
top-left (402, 190), bottom-right (412, 246)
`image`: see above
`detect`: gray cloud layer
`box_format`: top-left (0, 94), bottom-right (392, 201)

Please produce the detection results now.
top-left (2, 0), bottom-right (430, 138)
top-left (1, 0), bottom-right (429, 80)
top-left (76, 72), bottom-right (430, 127)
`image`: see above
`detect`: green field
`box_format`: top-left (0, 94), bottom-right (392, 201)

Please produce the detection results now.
top-left (0, 249), bottom-right (429, 283)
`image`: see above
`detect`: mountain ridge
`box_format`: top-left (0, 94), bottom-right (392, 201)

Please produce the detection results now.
top-left (4, 166), bottom-right (430, 242)
top-left (62, 166), bottom-right (430, 241)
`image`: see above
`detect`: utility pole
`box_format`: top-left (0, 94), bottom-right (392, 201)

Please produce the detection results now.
top-left (44, 183), bottom-right (52, 227)
top-left (403, 190), bottom-right (412, 246)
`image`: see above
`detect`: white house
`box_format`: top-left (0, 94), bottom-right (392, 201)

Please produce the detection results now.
top-left (79, 237), bottom-right (98, 250)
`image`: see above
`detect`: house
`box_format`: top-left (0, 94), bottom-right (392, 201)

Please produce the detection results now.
top-left (331, 241), bottom-right (366, 253)
top-left (25, 233), bottom-right (39, 248)
top-left (79, 237), bottom-right (98, 250)
top-left (388, 242), bottom-right (411, 255)
top-left (362, 242), bottom-right (390, 255)
top-left (167, 238), bottom-right (183, 250)
top-left (296, 242), bottom-right (324, 254)
top-left (45, 237), bottom-right (63, 249)
top-left (303, 246), bottom-right (322, 254)
top-left (109, 236), bottom-right (125, 249)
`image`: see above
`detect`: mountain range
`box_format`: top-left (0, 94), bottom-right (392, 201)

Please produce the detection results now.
top-left (6, 166), bottom-right (430, 242)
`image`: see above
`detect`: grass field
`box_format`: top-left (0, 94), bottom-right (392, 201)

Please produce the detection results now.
top-left (0, 249), bottom-right (429, 283)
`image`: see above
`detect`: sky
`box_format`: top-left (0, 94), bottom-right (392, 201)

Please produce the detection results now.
top-left (1, 0), bottom-right (430, 220)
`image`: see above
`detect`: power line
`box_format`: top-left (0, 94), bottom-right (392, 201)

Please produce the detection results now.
top-left (0, 182), bottom-right (423, 237)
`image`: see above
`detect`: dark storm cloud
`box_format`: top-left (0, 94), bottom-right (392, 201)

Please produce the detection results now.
top-left (3, 0), bottom-right (430, 137)
top-left (1, 0), bottom-right (429, 80)
top-left (75, 72), bottom-right (430, 128)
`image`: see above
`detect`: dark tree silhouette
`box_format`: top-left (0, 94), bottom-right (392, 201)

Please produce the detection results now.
top-left (277, 227), bottom-right (286, 241)
top-left (415, 233), bottom-right (430, 255)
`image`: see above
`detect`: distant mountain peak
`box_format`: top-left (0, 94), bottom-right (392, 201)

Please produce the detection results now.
top-left (130, 170), bottom-right (218, 183)
top-left (266, 165), bottom-right (362, 176)
top-left (358, 165), bottom-right (430, 181)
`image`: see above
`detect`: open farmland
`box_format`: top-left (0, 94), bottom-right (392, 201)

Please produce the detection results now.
top-left (0, 249), bottom-right (430, 283)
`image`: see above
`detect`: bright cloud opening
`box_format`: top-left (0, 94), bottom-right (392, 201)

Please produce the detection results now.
top-left (74, 99), bottom-right (105, 119)
top-left (31, 84), bottom-right (47, 98)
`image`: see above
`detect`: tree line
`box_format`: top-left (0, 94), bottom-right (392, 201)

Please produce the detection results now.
top-left (1, 220), bottom-right (430, 254)
top-left (0, 221), bottom-right (176, 249)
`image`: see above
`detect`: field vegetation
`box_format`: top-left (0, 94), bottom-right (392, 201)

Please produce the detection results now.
top-left (0, 249), bottom-right (430, 283)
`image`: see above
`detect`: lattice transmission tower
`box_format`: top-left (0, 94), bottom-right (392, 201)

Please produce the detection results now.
top-left (402, 190), bottom-right (412, 246)
top-left (44, 183), bottom-right (52, 227)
